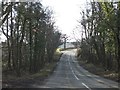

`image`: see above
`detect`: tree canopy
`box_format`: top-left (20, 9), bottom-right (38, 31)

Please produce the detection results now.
top-left (1, 2), bottom-right (62, 76)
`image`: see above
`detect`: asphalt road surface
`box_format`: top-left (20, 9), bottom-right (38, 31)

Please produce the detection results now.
top-left (33, 49), bottom-right (119, 89)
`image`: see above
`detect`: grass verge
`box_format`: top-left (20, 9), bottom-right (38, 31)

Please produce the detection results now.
top-left (78, 60), bottom-right (119, 83)
top-left (2, 49), bottom-right (63, 88)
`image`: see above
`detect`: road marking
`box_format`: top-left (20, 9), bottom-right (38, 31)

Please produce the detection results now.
top-left (96, 79), bottom-right (104, 83)
top-left (82, 83), bottom-right (92, 90)
top-left (68, 55), bottom-right (79, 80)
top-left (71, 67), bottom-right (79, 80)
top-left (95, 79), bottom-right (118, 88)
top-left (78, 74), bottom-right (84, 76)
top-left (70, 64), bottom-right (79, 80)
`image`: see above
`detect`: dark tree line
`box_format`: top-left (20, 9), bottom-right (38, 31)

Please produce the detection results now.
top-left (1, 2), bottom-right (61, 76)
top-left (78, 2), bottom-right (120, 73)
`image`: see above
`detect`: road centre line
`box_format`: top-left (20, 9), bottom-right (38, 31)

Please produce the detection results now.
top-left (82, 83), bottom-right (92, 90)
top-left (69, 54), bottom-right (91, 89)
top-left (68, 55), bottom-right (79, 80)
top-left (70, 67), bottom-right (79, 80)
top-left (70, 55), bottom-right (86, 77)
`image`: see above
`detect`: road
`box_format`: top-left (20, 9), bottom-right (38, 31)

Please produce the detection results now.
top-left (0, 46), bottom-right (2, 89)
top-left (33, 49), bottom-right (119, 89)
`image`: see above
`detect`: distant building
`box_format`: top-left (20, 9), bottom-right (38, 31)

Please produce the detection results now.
top-left (59, 42), bottom-right (75, 49)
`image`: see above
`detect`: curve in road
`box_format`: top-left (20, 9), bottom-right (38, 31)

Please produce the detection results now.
top-left (33, 49), bottom-right (119, 89)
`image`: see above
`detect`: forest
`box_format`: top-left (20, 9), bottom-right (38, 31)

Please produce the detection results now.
top-left (78, 2), bottom-right (120, 77)
top-left (1, 2), bottom-right (62, 77)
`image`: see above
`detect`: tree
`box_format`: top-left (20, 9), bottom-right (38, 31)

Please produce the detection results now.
top-left (78, 1), bottom-right (120, 72)
top-left (1, 2), bottom-right (61, 76)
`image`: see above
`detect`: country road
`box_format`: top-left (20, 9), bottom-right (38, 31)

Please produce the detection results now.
top-left (32, 49), bottom-right (119, 89)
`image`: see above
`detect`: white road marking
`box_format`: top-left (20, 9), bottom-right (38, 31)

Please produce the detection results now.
top-left (68, 55), bottom-right (79, 80)
top-left (96, 79), bottom-right (118, 88)
top-left (112, 85), bottom-right (119, 88)
top-left (78, 74), bottom-right (84, 76)
top-left (96, 79), bottom-right (104, 83)
top-left (87, 75), bottom-right (92, 77)
top-left (82, 83), bottom-right (92, 90)
top-left (70, 67), bottom-right (79, 80)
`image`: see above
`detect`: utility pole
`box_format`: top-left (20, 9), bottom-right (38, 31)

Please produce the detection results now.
top-left (64, 37), bottom-right (67, 49)
top-left (62, 34), bottom-right (68, 49)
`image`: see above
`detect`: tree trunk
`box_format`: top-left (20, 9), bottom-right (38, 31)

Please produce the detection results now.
top-left (6, 15), bottom-right (11, 70)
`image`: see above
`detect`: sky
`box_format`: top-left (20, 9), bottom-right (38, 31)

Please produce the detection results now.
top-left (41, 0), bottom-right (88, 42)
top-left (0, 0), bottom-right (89, 42)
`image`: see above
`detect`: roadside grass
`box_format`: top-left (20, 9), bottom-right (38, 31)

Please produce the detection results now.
top-left (31, 48), bottom-right (63, 79)
top-left (2, 48), bottom-right (63, 87)
top-left (0, 60), bottom-right (1, 67)
top-left (59, 47), bottom-right (76, 51)
top-left (78, 60), bottom-right (119, 82)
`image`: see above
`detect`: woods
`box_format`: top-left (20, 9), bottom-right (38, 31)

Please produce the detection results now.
top-left (1, 2), bottom-right (61, 76)
top-left (78, 2), bottom-right (120, 74)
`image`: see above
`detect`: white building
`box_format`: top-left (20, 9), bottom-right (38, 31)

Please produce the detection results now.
top-left (59, 42), bottom-right (75, 49)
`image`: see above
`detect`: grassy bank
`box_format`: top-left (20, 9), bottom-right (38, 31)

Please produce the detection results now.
top-left (78, 60), bottom-right (119, 83)
top-left (2, 49), bottom-right (63, 88)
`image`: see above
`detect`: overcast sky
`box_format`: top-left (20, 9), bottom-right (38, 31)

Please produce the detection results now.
top-left (41, 0), bottom-right (88, 42)
top-left (0, 0), bottom-right (89, 42)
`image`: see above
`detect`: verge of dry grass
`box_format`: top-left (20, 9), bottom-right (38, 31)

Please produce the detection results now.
top-left (78, 60), bottom-right (119, 83)
top-left (2, 50), bottom-right (63, 88)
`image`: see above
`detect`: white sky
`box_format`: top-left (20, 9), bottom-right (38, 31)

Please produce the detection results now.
top-left (0, 0), bottom-right (88, 42)
top-left (41, 0), bottom-right (88, 42)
